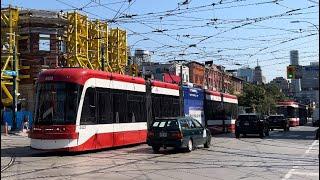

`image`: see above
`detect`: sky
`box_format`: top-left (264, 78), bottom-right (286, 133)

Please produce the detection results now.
top-left (2, 0), bottom-right (319, 82)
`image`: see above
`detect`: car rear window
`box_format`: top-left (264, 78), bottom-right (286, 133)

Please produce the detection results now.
top-left (152, 119), bottom-right (179, 129)
top-left (269, 116), bottom-right (283, 120)
top-left (238, 115), bottom-right (259, 121)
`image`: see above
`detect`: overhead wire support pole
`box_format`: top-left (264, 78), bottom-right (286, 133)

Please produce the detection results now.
top-left (179, 64), bottom-right (184, 117)
top-left (12, 45), bottom-right (18, 131)
top-left (101, 45), bottom-right (105, 71)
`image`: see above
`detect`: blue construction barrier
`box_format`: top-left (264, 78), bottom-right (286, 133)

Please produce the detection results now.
top-left (3, 110), bottom-right (33, 130)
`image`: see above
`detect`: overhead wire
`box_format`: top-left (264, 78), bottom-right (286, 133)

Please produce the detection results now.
top-left (53, 0), bottom-right (318, 68)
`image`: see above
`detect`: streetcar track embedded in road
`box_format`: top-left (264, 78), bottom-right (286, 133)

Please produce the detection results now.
top-left (1, 154), bottom-right (16, 173)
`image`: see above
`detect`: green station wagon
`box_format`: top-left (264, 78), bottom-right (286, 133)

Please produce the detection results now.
top-left (147, 117), bottom-right (212, 153)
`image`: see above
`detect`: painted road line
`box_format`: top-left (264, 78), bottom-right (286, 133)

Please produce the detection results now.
top-left (281, 140), bottom-right (319, 180)
top-left (306, 140), bottom-right (319, 154)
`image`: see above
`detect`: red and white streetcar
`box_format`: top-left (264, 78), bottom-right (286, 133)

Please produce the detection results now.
top-left (29, 68), bottom-right (179, 152)
top-left (276, 100), bottom-right (300, 127)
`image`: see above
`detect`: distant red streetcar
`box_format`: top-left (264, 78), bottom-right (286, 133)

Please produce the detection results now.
top-left (276, 100), bottom-right (300, 127)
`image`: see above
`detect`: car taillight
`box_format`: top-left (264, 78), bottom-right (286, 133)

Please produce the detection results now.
top-left (147, 131), bottom-right (154, 138)
top-left (171, 131), bottom-right (183, 139)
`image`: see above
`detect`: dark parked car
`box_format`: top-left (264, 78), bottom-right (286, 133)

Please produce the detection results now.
top-left (147, 117), bottom-right (212, 153)
top-left (235, 114), bottom-right (269, 138)
top-left (267, 115), bottom-right (290, 131)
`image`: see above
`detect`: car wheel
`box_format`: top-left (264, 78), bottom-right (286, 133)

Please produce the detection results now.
top-left (286, 126), bottom-right (290, 131)
top-left (271, 128), bottom-right (274, 131)
top-left (235, 132), bottom-right (240, 138)
top-left (204, 137), bottom-right (211, 148)
top-left (152, 146), bottom-right (160, 153)
top-left (187, 139), bottom-right (193, 152)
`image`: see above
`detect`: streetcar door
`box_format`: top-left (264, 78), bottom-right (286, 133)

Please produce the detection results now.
top-left (79, 87), bottom-right (98, 150)
top-left (97, 89), bottom-right (114, 148)
top-left (112, 92), bottom-right (126, 146)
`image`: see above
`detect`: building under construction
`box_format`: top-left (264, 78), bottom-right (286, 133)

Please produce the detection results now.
top-left (1, 6), bottom-right (129, 112)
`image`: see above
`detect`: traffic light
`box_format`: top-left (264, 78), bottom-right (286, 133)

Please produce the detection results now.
top-left (130, 64), bottom-right (138, 77)
top-left (287, 66), bottom-right (295, 79)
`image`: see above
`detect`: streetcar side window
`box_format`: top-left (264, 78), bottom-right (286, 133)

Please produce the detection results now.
top-left (204, 100), bottom-right (226, 120)
top-left (80, 87), bottom-right (97, 125)
top-left (112, 91), bottom-right (128, 123)
top-left (152, 96), bottom-right (162, 118)
top-left (152, 94), bottom-right (180, 118)
top-left (127, 93), bottom-right (146, 122)
top-left (97, 89), bottom-right (113, 124)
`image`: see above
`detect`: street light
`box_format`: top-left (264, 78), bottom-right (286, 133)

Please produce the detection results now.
top-left (290, 20), bottom-right (319, 31)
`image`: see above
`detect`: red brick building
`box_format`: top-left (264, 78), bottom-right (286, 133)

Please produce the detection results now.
top-left (187, 61), bottom-right (205, 87)
top-left (188, 61), bottom-right (243, 95)
top-left (17, 9), bottom-right (67, 111)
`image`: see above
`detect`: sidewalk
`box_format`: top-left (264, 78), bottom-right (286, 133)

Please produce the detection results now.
top-left (1, 130), bottom-right (29, 137)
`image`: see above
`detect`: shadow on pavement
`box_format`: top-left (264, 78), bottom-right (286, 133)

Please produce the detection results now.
top-left (1, 143), bottom-right (150, 157)
top-left (1, 146), bottom-right (78, 157)
top-left (127, 146), bottom-right (192, 155)
top-left (266, 129), bottom-right (318, 140)
top-left (213, 126), bottom-right (319, 140)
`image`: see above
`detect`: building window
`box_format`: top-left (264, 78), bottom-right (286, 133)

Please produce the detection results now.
top-left (59, 41), bottom-right (66, 53)
top-left (39, 34), bottom-right (50, 51)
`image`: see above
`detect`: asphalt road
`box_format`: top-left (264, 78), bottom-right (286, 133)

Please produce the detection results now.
top-left (1, 126), bottom-right (319, 180)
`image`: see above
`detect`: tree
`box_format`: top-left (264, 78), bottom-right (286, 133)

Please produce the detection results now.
top-left (238, 83), bottom-right (287, 115)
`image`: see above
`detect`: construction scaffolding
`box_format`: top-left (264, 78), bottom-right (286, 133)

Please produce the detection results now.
top-left (1, 8), bottom-right (130, 109)
top-left (67, 11), bottom-right (128, 74)
top-left (99, 21), bottom-right (111, 72)
top-left (1, 7), bottom-right (19, 107)
top-left (66, 12), bottom-right (92, 69)
top-left (88, 20), bottom-right (111, 71)
top-left (109, 28), bottom-right (128, 74)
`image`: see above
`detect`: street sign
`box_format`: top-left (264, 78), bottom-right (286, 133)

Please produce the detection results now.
top-left (3, 70), bottom-right (17, 77)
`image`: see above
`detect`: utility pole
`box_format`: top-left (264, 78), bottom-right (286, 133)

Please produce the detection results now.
top-left (204, 66), bottom-right (209, 128)
top-left (179, 64), bottom-right (184, 116)
top-left (221, 71), bottom-right (226, 133)
top-left (101, 45), bottom-right (105, 71)
top-left (12, 45), bottom-right (18, 131)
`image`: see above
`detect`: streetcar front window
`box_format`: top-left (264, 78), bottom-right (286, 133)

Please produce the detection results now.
top-left (287, 107), bottom-right (298, 118)
top-left (277, 106), bottom-right (298, 118)
top-left (34, 82), bottom-right (82, 125)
